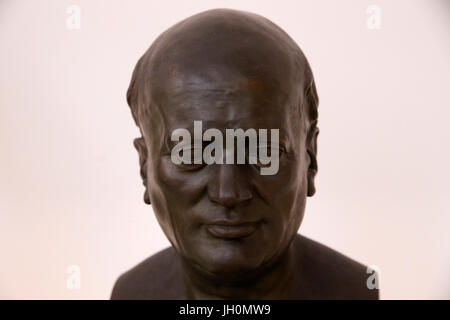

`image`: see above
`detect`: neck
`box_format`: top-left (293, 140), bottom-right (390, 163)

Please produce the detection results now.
top-left (180, 241), bottom-right (297, 299)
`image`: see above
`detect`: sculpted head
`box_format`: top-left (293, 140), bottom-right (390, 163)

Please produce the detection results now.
top-left (127, 9), bottom-right (319, 279)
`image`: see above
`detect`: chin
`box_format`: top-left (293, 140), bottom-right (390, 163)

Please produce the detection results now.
top-left (205, 258), bottom-right (258, 276)
top-left (193, 241), bottom-right (269, 280)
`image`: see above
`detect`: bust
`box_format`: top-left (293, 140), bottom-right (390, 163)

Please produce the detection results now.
top-left (111, 8), bottom-right (379, 300)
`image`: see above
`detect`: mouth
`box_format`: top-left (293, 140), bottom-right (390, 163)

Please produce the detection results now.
top-left (205, 220), bottom-right (261, 239)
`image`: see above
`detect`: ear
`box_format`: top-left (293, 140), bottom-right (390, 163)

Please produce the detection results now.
top-left (306, 122), bottom-right (319, 197)
top-left (133, 137), bottom-right (151, 205)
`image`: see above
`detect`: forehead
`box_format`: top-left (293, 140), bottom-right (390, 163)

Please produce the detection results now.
top-left (138, 9), bottom-right (309, 141)
top-left (149, 65), bottom-right (303, 135)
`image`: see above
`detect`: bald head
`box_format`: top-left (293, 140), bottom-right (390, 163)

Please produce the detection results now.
top-left (127, 8), bottom-right (318, 129)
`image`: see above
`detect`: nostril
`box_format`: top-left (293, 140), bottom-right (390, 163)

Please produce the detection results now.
top-left (210, 190), bottom-right (253, 207)
top-left (208, 164), bottom-right (253, 207)
top-left (240, 190), bottom-right (253, 202)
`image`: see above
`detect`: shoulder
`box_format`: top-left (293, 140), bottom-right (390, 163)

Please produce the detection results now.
top-left (110, 247), bottom-right (184, 300)
top-left (293, 234), bottom-right (379, 299)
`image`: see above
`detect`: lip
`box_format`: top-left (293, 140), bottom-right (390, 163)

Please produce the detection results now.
top-left (205, 220), bottom-right (261, 239)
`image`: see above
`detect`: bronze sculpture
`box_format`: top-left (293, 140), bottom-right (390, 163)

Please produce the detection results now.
top-left (111, 8), bottom-right (379, 299)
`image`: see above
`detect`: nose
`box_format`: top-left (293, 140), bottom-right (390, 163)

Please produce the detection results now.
top-left (208, 164), bottom-right (253, 207)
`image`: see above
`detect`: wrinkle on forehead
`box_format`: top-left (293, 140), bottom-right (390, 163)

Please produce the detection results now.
top-left (148, 48), bottom-right (298, 119)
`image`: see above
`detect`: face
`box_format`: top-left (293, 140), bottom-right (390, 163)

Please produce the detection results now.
top-left (136, 62), bottom-right (316, 279)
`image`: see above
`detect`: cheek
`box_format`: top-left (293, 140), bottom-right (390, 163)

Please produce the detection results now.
top-left (252, 154), bottom-right (308, 235)
top-left (155, 156), bottom-right (209, 200)
top-left (146, 156), bottom-right (209, 247)
top-left (281, 156), bottom-right (309, 234)
top-left (254, 153), bottom-right (307, 203)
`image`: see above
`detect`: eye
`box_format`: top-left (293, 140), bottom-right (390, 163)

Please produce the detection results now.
top-left (256, 156), bottom-right (273, 168)
top-left (176, 162), bottom-right (206, 171)
top-left (246, 146), bottom-right (283, 168)
top-left (172, 146), bottom-right (206, 171)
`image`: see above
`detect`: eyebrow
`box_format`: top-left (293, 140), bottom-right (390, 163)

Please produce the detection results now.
top-left (164, 130), bottom-right (288, 148)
